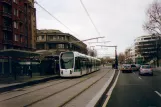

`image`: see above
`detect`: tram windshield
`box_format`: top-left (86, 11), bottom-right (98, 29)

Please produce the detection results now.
top-left (60, 52), bottom-right (74, 69)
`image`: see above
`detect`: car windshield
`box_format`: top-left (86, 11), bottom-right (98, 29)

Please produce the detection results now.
top-left (60, 52), bottom-right (74, 69)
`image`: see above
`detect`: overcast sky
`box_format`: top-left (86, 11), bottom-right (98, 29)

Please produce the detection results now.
top-left (35, 0), bottom-right (154, 57)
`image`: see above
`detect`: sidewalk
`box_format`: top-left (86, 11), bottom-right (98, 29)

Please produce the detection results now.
top-left (153, 67), bottom-right (161, 72)
top-left (0, 74), bottom-right (59, 93)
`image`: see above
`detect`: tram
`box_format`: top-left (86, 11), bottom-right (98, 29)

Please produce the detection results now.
top-left (59, 51), bottom-right (101, 77)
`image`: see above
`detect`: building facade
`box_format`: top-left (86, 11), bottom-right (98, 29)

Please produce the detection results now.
top-left (28, 0), bottom-right (36, 50)
top-left (135, 35), bottom-right (160, 63)
top-left (0, 0), bottom-right (36, 50)
top-left (36, 29), bottom-right (87, 55)
top-left (125, 46), bottom-right (135, 64)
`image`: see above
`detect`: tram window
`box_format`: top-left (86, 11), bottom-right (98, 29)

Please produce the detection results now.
top-left (75, 57), bottom-right (80, 69)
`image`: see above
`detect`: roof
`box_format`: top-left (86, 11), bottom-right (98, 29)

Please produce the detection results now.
top-left (0, 49), bottom-right (40, 58)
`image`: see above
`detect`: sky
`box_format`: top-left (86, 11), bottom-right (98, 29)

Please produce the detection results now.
top-left (35, 0), bottom-right (154, 57)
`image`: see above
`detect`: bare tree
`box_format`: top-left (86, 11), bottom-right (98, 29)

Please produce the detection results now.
top-left (143, 0), bottom-right (161, 34)
top-left (87, 48), bottom-right (97, 57)
top-left (118, 53), bottom-right (125, 64)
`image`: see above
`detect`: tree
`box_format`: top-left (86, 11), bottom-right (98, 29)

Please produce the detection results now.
top-left (143, 0), bottom-right (161, 34)
top-left (87, 48), bottom-right (97, 57)
top-left (118, 53), bottom-right (125, 64)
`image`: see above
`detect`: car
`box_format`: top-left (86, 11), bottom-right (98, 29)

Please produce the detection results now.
top-left (139, 65), bottom-right (153, 76)
top-left (121, 64), bottom-right (132, 73)
top-left (131, 64), bottom-right (137, 71)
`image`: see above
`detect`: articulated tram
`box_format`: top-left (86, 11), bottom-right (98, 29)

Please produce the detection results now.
top-left (59, 51), bottom-right (101, 77)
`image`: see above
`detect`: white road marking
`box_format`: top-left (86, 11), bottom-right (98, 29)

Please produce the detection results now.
top-left (102, 70), bottom-right (120, 107)
top-left (154, 91), bottom-right (161, 97)
top-left (138, 77), bottom-right (142, 79)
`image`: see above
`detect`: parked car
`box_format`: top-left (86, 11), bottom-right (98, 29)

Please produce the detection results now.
top-left (139, 65), bottom-right (153, 76)
top-left (121, 64), bottom-right (132, 73)
top-left (131, 64), bottom-right (137, 71)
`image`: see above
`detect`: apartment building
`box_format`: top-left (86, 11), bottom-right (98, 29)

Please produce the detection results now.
top-left (36, 29), bottom-right (87, 55)
top-left (135, 35), bottom-right (160, 63)
top-left (0, 0), bottom-right (36, 50)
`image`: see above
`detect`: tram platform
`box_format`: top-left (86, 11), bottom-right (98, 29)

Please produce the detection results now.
top-left (0, 74), bottom-right (59, 93)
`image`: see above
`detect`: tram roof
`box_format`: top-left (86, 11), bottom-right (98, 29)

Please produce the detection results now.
top-left (0, 49), bottom-right (40, 58)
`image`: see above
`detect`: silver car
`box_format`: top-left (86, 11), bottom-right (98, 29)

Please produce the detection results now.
top-left (139, 65), bottom-right (153, 76)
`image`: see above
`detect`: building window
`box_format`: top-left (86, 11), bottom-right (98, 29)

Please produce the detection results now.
top-left (17, 9), bottom-right (19, 16)
top-left (48, 36), bottom-right (53, 40)
top-left (41, 35), bottom-right (44, 40)
top-left (37, 36), bottom-right (39, 40)
top-left (61, 36), bottom-right (65, 40)
top-left (4, 32), bottom-right (8, 40)
top-left (14, 35), bottom-right (18, 41)
top-left (13, 0), bottom-right (17, 3)
top-left (14, 22), bottom-right (16, 28)
top-left (14, 8), bottom-right (16, 15)
top-left (58, 44), bottom-right (64, 49)
top-left (20, 35), bottom-right (23, 43)
top-left (14, 21), bottom-right (18, 29)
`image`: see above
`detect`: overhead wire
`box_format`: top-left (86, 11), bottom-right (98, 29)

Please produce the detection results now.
top-left (80, 0), bottom-right (100, 36)
top-left (34, 0), bottom-right (78, 36)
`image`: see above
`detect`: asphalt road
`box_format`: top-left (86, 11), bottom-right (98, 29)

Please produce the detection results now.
top-left (107, 70), bottom-right (161, 107)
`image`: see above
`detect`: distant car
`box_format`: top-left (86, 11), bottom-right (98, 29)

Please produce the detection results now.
top-left (121, 64), bottom-right (132, 73)
top-left (139, 65), bottom-right (153, 76)
top-left (131, 64), bottom-right (137, 71)
top-left (135, 64), bottom-right (141, 70)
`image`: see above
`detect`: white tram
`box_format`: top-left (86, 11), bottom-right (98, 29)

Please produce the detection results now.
top-left (59, 51), bottom-right (101, 77)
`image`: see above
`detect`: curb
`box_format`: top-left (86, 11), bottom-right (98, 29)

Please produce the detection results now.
top-left (86, 69), bottom-right (117, 107)
top-left (0, 75), bottom-right (60, 93)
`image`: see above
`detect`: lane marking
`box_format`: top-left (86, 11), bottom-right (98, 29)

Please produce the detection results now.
top-left (102, 70), bottom-right (120, 107)
top-left (138, 77), bottom-right (142, 79)
top-left (154, 91), bottom-right (161, 97)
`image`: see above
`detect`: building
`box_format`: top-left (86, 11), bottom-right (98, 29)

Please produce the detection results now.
top-left (28, 0), bottom-right (37, 50)
top-left (134, 35), bottom-right (161, 63)
top-left (0, 0), bottom-right (36, 50)
top-left (36, 29), bottom-right (87, 55)
top-left (125, 46), bottom-right (135, 64)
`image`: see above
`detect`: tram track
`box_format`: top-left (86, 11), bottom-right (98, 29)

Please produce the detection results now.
top-left (60, 70), bottom-right (110, 107)
top-left (24, 70), bottom-right (108, 107)
top-left (0, 79), bottom-right (70, 102)
top-left (0, 69), bottom-right (106, 107)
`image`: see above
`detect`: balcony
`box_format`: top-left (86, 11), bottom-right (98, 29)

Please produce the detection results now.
top-left (2, 12), bottom-right (12, 18)
top-left (1, 0), bottom-right (12, 5)
top-left (3, 39), bottom-right (13, 45)
top-left (3, 25), bottom-right (12, 31)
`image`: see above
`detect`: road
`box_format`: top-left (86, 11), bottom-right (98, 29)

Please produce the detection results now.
top-left (107, 70), bottom-right (161, 107)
